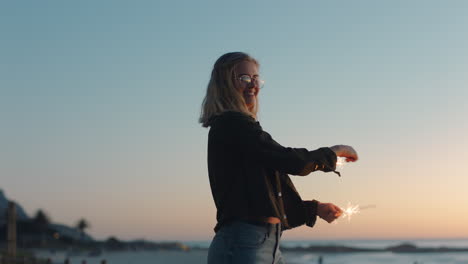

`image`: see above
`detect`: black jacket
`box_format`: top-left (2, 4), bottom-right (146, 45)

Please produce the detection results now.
top-left (207, 111), bottom-right (338, 232)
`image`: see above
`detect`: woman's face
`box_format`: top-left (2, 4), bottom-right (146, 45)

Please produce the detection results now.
top-left (234, 61), bottom-right (260, 110)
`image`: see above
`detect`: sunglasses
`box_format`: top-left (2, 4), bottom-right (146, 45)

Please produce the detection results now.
top-left (236, 74), bottom-right (265, 89)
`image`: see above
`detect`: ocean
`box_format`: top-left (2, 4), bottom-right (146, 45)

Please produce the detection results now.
top-left (35, 239), bottom-right (468, 264)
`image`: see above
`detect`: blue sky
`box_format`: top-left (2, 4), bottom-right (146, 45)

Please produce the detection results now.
top-left (1, 1), bottom-right (467, 240)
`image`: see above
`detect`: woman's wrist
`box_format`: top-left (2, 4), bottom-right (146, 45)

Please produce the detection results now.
top-left (303, 200), bottom-right (320, 227)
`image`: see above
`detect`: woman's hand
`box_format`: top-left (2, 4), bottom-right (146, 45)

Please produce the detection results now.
top-left (330, 145), bottom-right (358, 162)
top-left (317, 202), bottom-right (342, 223)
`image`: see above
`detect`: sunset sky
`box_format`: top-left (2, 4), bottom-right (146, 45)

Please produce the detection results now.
top-left (1, 1), bottom-right (467, 241)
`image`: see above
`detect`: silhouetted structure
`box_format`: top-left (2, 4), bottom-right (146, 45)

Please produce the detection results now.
top-left (7, 202), bottom-right (17, 258)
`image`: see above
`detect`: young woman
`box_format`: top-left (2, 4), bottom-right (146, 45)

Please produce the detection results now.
top-left (200, 52), bottom-right (358, 264)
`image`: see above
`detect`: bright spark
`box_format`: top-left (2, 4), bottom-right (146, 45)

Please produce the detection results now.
top-left (341, 202), bottom-right (360, 221)
top-left (336, 157), bottom-right (347, 170)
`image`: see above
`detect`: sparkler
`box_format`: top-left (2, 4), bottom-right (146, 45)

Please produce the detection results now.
top-left (339, 203), bottom-right (376, 222)
top-left (336, 156), bottom-right (347, 170)
top-left (341, 202), bottom-right (360, 221)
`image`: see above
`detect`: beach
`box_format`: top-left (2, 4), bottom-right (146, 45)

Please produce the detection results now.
top-left (35, 247), bottom-right (468, 264)
top-left (31, 238), bottom-right (468, 264)
top-left (35, 250), bottom-right (208, 264)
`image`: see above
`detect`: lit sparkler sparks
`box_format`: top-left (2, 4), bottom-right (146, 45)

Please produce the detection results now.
top-left (341, 202), bottom-right (360, 221)
top-left (336, 157), bottom-right (347, 170)
top-left (339, 203), bottom-right (376, 222)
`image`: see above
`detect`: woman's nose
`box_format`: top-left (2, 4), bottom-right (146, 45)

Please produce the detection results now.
top-left (247, 80), bottom-right (257, 89)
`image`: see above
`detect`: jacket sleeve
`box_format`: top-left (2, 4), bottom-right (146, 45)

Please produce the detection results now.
top-left (280, 174), bottom-right (320, 229)
top-left (224, 112), bottom-right (337, 176)
top-left (303, 200), bottom-right (319, 227)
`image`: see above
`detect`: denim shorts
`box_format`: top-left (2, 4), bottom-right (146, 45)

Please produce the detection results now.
top-left (207, 220), bottom-right (284, 264)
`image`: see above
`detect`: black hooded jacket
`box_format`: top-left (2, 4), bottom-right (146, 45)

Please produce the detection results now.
top-left (207, 111), bottom-right (338, 232)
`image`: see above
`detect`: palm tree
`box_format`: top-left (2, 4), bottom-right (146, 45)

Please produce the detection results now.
top-left (34, 209), bottom-right (50, 246)
top-left (76, 218), bottom-right (90, 241)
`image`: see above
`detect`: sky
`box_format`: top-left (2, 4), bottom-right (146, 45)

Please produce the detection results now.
top-left (1, 1), bottom-right (468, 242)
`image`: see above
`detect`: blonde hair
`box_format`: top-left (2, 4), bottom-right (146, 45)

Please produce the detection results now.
top-left (199, 52), bottom-right (259, 127)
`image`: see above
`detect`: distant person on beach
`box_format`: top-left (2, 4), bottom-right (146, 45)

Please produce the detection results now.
top-left (199, 52), bottom-right (358, 264)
